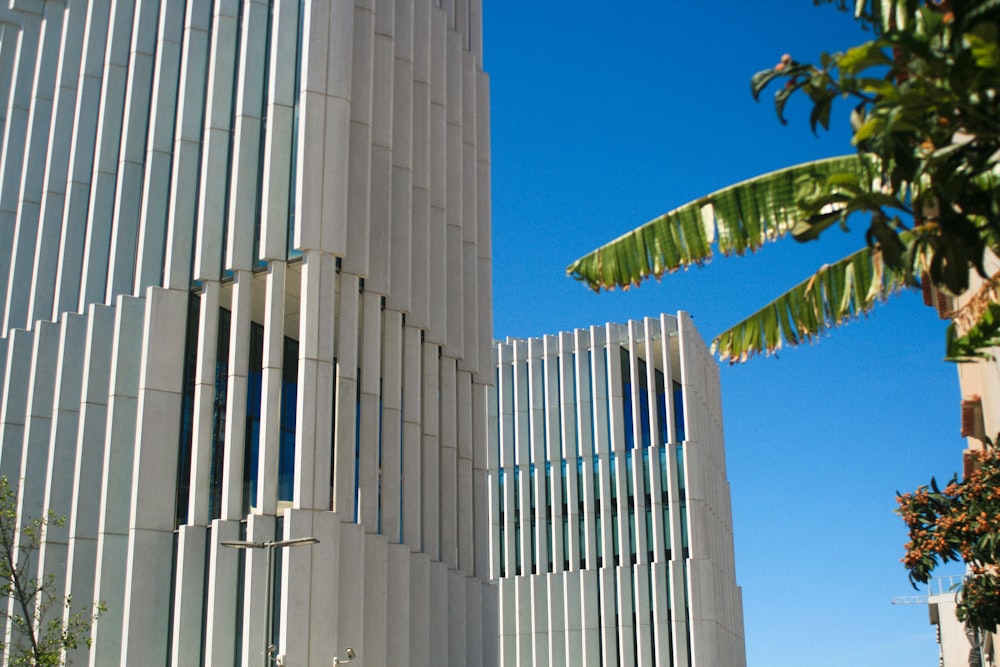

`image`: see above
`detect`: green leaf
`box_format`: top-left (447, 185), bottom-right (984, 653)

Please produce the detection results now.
top-left (566, 156), bottom-right (871, 291)
top-left (710, 241), bottom-right (918, 362)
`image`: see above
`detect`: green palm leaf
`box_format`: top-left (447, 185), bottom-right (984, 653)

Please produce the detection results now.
top-left (711, 242), bottom-right (918, 362)
top-left (566, 156), bottom-right (873, 291)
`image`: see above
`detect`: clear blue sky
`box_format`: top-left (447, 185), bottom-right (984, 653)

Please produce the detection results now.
top-left (484, 3), bottom-right (966, 665)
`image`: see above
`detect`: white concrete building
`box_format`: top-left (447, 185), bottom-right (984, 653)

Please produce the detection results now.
top-left (490, 313), bottom-right (746, 666)
top-left (0, 0), bottom-right (495, 665)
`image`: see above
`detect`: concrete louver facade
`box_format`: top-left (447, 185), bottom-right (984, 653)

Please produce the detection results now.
top-left (0, 0), bottom-right (495, 665)
top-left (491, 313), bottom-right (746, 666)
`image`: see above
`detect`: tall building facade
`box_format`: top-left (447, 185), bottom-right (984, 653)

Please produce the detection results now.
top-left (0, 1), bottom-right (494, 666)
top-left (490, 313), bottom-right (746, 666)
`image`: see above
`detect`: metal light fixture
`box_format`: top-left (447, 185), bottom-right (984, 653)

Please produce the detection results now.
top-left (332, 647), bottom-right (357, 665)
top-left (222, 536), bottom-right (320, 667)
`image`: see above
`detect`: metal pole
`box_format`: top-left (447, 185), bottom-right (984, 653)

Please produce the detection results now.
top-left (264, 544), bottom-right (274, 667)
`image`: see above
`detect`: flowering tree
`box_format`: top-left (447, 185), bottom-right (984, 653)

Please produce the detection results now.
top-left (897, 445), bottom-right (1000, 629)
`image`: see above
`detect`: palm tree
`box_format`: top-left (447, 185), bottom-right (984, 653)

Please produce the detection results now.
top-left (567, 0), bottom-right (1000, 363)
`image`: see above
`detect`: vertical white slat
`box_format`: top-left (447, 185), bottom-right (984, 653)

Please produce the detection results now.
top-left (447, 569), bottom-right (467, 666)
top-left (574, 329), bottom-right (597, 572)
top-left (239, 513), bottom-right (276, 667)
top-left (161, 0), bottom-right (211, 290)
top-left (37, 312), bottom-right (86, 625)
top-left (132, 0), bottom-right (184, 295)
top-left (294, 250), bottom-right (336, 510)
top-left (192, 0), bottom-right (239, 282)
top-left (0, 329), bottom-right (33, 481)
top-left (0, 15), bottom-right (23, 139)
top-left (272, 509), bottom-right (315, 665)
top-left (0, 9), bottom-right (41, 331)
top-left (597, 566), bottom-right (617, 666)
top-left (341, 1), bottom-right (372, 277)
top-left (224, 0), bottom-right (269, 272)
top-left (530, 574), bottom-right (548, 667)
top-left (357, 290), bottom-right (382, 529)
top-left (443, 29), bottom-right (462, 358)
top-left (5, 2), bottom-right (61, 332)
top-left (546, 573), bottom-right (565, 666)
top-left (318, 0), bottom-right (353, 256)
top-left (400, 324), bottom-right (422, 548)
top-left (458, 49), bottom-right (477, 374)
top-left (76, 0), bottom-right (134, 310)
top-left (63, 304), bottom-right (113, 667)
top-left (484, 371), bottom-right (501, 579)
top-left (527, 338), bottom-right (546, 573)
top-left (439, 355), bottom-right (458, 568)
top-left (332, 273), bottom-right (359, 517)
top-left (380, 309), bottom-right (403, 541)
top-left (543, 335), bottom-right (563, 573)
top-left (580, 569), bottom-right (600, 664)
top-left (291, 0), bottom-right (327, 252)
top-left (558, 332), bottom-right (578, 572)
top-left (512, 340), bottom-right (530, 575)
top-left (88, 295), bottom-right (143, 666)
top-left (362, 529), bottom-right (388, 666)
top-left (119, 288), bottom-right (188, 665)
top-left (51, 0), bottom-right (109, 315)
top-left (616, 566), bottom-right (635, 665)
top-left (634, 562), bottom-right (654, 665)
top-left (408, 552), bottom-right (431, 665)
top-left (473, 381), bottom-right (492, 582)
top-left (514, 575), bottom-right (531, 666)
top-left (256, 261), bottom-right (286, 514)
top-left (456, 369), bottom-right (474, 573)
top-left (170, 524), bottom-right (206, 667)
top-left (385, 541), bottom-right (412, 665)
top-left (103, 0), bottom-right (159, 302)
top-left (202, 519), bottom-right (242, 664)
top-left (474, 70), bottom-right (491, 383)
top-left (365, 0), bottom-right (393, 294)
top-left (385, 0), bottom-right (413, 315)
top-left (28, 0), bottom-right (87, 325)
top-left (425, 6), bottom-right (446, 344)
top-left (258, 0), bottom-right (298, 261)
top-left (187, 281), bottom-right (219, 524)
top-left (420, 339), bottom-right (440, 558)
top-left (219, 270), bottom-right (251, 520)
top-left (428, 560), bottom-right (449, 667)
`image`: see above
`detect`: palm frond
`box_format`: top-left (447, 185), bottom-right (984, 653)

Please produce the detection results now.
top-left (567, 156), bottom-right (872, 291)
top-left (711, 242), bottom-right (919, 362)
